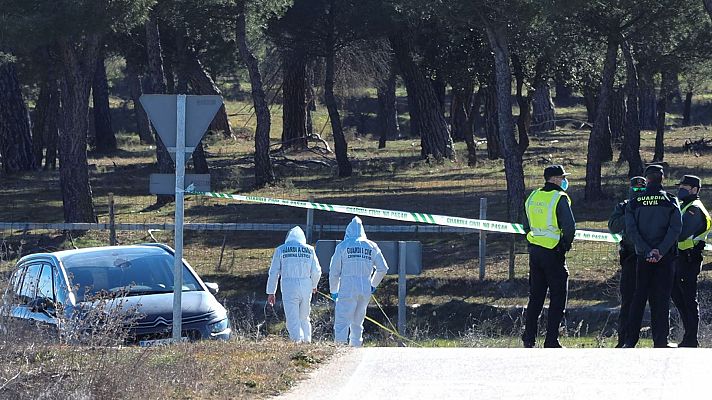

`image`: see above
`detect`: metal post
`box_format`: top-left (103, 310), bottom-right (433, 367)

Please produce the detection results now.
top-left (479, 197), bottom-right (487, 280)
top-left (398, 241), bottom-right (407, 337)
top-left (172, 94), bottom-right (187, 342)
top-left (306, 195), bottom-right (314, 243)
top-left (109, 193), bottom-right (116, 246)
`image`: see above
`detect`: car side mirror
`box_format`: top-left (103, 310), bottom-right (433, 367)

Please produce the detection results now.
top-left (204, 282), bottom-right (219, 295)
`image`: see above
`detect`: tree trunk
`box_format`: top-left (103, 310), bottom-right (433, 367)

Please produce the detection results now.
top-left (44, 75), bottom-right (60, 171)
top-left (683, 91), bottom-right (693, 126)
top-left (471, 88), bottom-right (484, 137)
top-left (484, 24), bottom-right (526, 226)
top-left (638, 69), bottom-right (657, 130)
top-left (306, 60), bottom-right (316, 136)
top-left (92, 53), bottom-right (116, 153)
top-left (532, 81), bottom-right (555, 134)
top-left (32, 75), bottom-right (51, 167)
top-left (324, 51), bottom-right (352, 177)
top-left (583, 85), bottom-right (598, 123)
top-left (191, 143), bottom-right (209, 174)
top-left (236, 2), bottom-right (275, 187)
top-left (555, 81), bottom-right (573, 105)
top-left (377, 62), bottom-right (399, 149)
top-left (0, 60), bottom-right (36, 174)
top-left (403, 78), bottom-right (420, 137)
top-left (452, 83), bottom-right (477, 166)
top-left (145, 16), bottom-right (175, 205)
top-left (621, 41), bottom-right (643, 177)
top-left (482, 84), bottom-right (501, 160)
top-left (512, 54), bottom-right (531, 149)
top-left (609, 87), bottom-right (625, 144)
top-left (390, 31), bottom-right (455, 160)
top-left (450, 83), bottom-right (472, 142)
top-left (653, 70), bottom-right (675, 162)
top-left (57, 37), bottom-right (100, 223)
top-left (585, 35), bottom-right (618, 201)
top-left (125, 57), bottom-right (154, 144)
top-left (163, 56), bottom-right (176, 94)
top-left (431, 76), bottom-right (446, 116)
top-left (281, 48), bottom-right (308, 150)
top-left (184, 49), bottom-right (233, 139)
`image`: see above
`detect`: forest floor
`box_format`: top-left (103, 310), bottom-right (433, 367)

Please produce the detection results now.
top-left (1, 93), bottom-right (712, 397)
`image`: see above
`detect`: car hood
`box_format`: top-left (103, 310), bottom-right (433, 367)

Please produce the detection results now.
top-left (78, 291), bottom-right (227, 326)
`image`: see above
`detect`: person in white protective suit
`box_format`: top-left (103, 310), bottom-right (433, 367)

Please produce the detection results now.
top-left (329, 216), bottom-right (389, 347)
top-left (266, 226), bottom-right (322, 342)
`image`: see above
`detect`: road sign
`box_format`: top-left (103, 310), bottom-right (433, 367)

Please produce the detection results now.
top-left (149, 173), bottom-right (210, 195)
top-left (141, 94), bottom-right (224, 342)
top-left (139, 94), bottom-right (223, 161)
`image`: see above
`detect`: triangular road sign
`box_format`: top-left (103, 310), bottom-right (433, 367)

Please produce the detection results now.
top-left (139, 94), bottom-right (223, 162)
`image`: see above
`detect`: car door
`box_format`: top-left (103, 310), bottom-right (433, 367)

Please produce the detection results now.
top-left (27, 263), bottom-right (59, 327)
top-left (11, 263), bottom-right (57, 333)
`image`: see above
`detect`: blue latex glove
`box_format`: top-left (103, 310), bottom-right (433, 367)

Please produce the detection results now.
top-left (371, 286), bottom-right (376, 294)
top-left (331, 293), bottom-right (338, 301)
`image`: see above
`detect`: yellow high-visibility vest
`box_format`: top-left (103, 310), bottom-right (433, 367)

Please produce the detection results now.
top-left (525, 189), bottom-right (571, 249)
top-left (678, 199), bottom-right (712, 250)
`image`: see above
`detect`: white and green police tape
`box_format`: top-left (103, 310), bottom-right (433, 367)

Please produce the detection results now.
top-left (187, 190), bottom-right (656, 246)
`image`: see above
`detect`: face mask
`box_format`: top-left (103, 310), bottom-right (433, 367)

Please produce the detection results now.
top-left (560, 178), bottom-right (569, 191)
top-left (678, 188), bottom-right (690, 199)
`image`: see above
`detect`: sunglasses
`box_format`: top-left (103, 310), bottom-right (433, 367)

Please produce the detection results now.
top-left (632, 187), bottom-right (646, 192)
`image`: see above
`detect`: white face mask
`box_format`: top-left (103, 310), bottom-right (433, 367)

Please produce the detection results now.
top-left (560, 178), bottom-right (569, 191)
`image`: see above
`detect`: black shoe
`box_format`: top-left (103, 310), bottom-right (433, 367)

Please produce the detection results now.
top-left (615, 342), bottom-right (625, 348)
top-left (621, 343), bottom-right (635, 348)
top-left (678, 341), bottom-right (698, 348)
top-left (543, 340), bottom-right (564, 348)
top-left (523, 341), bottom-right (535, 348)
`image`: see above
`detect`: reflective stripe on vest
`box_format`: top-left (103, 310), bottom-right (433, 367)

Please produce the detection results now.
top-left (678, 199), bottom-right (712, 250)
top-left (525, 189), bottom-right (570, 249)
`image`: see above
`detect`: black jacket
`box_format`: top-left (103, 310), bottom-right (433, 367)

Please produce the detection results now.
top-left (624, 183), bottom-right (682, 257)
top-left (678, 194), bottom-right (708, 249)
top-left (608, 199), bottom-right (635, 253)
top-left (522, 182), bottom-right (576, 251)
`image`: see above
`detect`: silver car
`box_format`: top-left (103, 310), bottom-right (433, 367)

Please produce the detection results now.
top-left (6, 243), bottom-right (231, 345)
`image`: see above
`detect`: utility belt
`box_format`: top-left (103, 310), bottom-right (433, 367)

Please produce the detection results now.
top-left (680, 242), bottom-right (705, 263)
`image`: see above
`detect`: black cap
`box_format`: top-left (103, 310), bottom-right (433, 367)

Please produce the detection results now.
top-left (630, 176), bottom-right (646, 187)
top-left (544, 165), bottom-right (570, 179)
top-left (679, 175), bottom-right (702, 188)
top-left (644, 164), bottom-right (664, 176)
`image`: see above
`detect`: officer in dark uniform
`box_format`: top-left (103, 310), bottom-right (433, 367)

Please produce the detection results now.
top-left (671, 175), bottom-right (711, 347)
top-left (522, 165), bottom-right (576, 348)
top-left (608, 176), bottom-right (646, 348)
top-left (623, 165), bottom-right (682, 348)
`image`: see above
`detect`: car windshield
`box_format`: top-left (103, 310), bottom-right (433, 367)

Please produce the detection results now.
top-left (61, 247), bottom-right (202, 302)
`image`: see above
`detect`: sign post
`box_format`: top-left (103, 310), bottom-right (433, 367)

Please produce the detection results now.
top-left (172, 94), bottom-right (186, 341)
top-left (140, 94), bottom-right (223, 342)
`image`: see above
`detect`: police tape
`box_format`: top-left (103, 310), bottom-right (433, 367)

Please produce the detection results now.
top-left (189, 190), bottom-right (624, 242)
top-left (189, 190), bottom-right (712, 251)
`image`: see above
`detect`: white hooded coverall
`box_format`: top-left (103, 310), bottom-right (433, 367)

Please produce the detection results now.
top-left (266, 227), bottom-right (322, 342)
top-left (329, 217), bottom-right (388, 347)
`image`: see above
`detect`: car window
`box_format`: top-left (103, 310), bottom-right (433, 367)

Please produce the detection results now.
top-left (63, 248), bottom-right (203, 302)
top-left (37, 264), bottom-right (54, 301)
top-left (10, 266), bottom-right (25, 297)
top-left (19, 264), bottom-right (42, 303)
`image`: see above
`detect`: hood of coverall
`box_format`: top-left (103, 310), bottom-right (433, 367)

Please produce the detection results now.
top-left (344, 217), bottom-right (367, 240)
top-left (284, 226), bottom-right (307, 245)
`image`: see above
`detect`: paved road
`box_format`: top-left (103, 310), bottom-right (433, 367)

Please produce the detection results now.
top-left (278, 347), bottom-right (711, 399)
